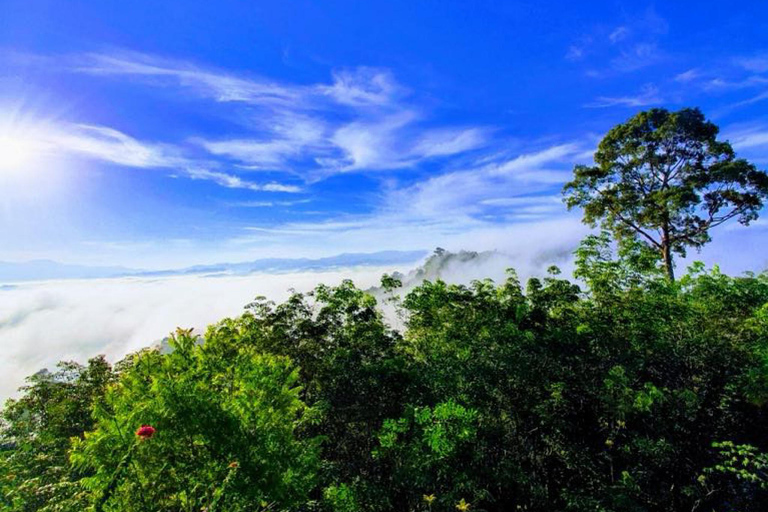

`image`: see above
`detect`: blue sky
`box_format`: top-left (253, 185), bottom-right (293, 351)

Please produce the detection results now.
top-left (1, 0), bottom-right (768, 270)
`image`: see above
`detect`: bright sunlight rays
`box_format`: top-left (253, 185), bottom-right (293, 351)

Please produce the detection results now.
top-left (0, 112), bottom-right (50, 179)
top-left (0, 134), bottom-right (40, 175)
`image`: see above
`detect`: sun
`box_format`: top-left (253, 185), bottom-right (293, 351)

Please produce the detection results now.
top-left (0, 134), bottom-right (39, 174)
top-left (0, 111), bottom-right (51, 179)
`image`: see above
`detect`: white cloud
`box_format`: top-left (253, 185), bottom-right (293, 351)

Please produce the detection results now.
top-left (186, 168), bottom-right (301, 193)
top-left (723, 123), bottom-right (768, 164)
top-left (730, 130), bottom-right (768, 150)
top-left (674, 68), bottom-right (700, 82)
top-left (704, 76), bottom-right (768, 91)
top-left (723, 90), bottom-right (768, 111)
top-left (379, 143), bottom-right (582, 219)
top-left (0, 118), bottom-right (302, 193)
top-left (198, 113), bottom-right (487, 177)
top-left (70, 51), bottom-right (489, 177)
top-left (0, 120), bottom-right (183, 170)
top-left (565, 45), bottom-right (586, 61)
top-left (585, 84), bottom-right (662, 108)
top-left (197, 113), bottom-right (329, 170)
top-left (328, 112), bottom-right (417, 170)
top-left (736, 54), bottom-right (768, 73)
top-left (78, 51), bottom-right (302, 106)
top-left (227, 143), bottom-right (587, 252)
top-left (568, 8), bottom-right (667, 73)
top-left (480, 194), bottom-right (562, 209)
top-left (315, 113), bottom-right (487, 174)
top-left (319, 67), bottom-right (404, 107)
top-left (202, 139), bottom-right (301, 167)
top-left (610, 43), bottom-right (661, 72)
top-left (50, 124), bottom-right (184, 168)
top-left (226, 199), bottom-right (312, 208)
top-left (609, 26), bottom-right (629, 44)
top-left (410, 128), bottom-right (488, 158)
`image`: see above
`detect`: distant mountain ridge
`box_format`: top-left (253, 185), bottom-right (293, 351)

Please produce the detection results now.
top-left (0, 250), bottom-right (428, 283)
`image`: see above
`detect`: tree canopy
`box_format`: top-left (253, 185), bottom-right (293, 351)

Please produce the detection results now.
top-left (564, 107), bottom-right (768, 280)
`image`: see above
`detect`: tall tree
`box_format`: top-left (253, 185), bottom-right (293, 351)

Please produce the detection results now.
top-left (564, 107), bottom-right (768, 280)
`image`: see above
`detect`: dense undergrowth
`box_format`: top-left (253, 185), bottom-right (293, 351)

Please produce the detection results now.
top-left (2, 236), bottom-right (768, 512)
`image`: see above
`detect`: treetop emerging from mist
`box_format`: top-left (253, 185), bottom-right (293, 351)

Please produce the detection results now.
top-left (564, 107), bottom-right (768, 280)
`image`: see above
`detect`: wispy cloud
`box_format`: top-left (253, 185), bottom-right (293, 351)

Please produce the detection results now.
top-left (220, 141), bottom-right (589, 258)
top-left (69, 51), bottom-right (489, 178)
top-left (5, 50), bottom-right (492, 197)
top-left (585, 84), bottom-right (662, 108)
top-left (565, 36), bottom-right (592, 61)
top-left (50, 124), bottom-right (185, 168)
top-left (694, 55), bottom-right (768, 113)
top-left (720, 90), bottom-right (768, 112)
top-left (77, 51), bottom-right (303, 105)
top-left (667, 53), bottom-right (768, 116)
top-left (610, 43), bottom-right (662, 72)
top-left (609, 26), bottom-right (629, 44)
top-left (724, 123), bottom-right (768, 155)
top-left (3, 117), bottom-right (302, 193)
top-left (185, 168), bottom-right (301, 193)
top-left (566, 7), bottom-right (668, 74)
top-left (381, 143), bottom-right (583, 219)
top-left (196, 114), bottom-right (329, 171)
top-left (735, 53), bottom-right (768, 73)
top-left (0, 119), bottom-right (183, 170)
top-left (674, 68), bottom-right (700, 82)
top-left (226, 199), bottom-right (312, 208)
top-left (321, 114), bottom-right (488, 174)
top-left (703, 76), bottom-right (768, 91)
top-left (319, 67), bottom-right (405, 107)
top-left (222, 142), bottom-right (584, 252)
top-left (479, 194), bottom-right (563, 216)
top-left (731, 130), bottom-right (768, 150)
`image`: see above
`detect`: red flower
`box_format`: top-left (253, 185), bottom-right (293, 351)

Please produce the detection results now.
top-left (135, 424), bottom-right (156, 440)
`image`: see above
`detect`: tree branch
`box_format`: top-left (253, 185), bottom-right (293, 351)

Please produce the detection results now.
top-left (610, 208), bottom-right (662, 249)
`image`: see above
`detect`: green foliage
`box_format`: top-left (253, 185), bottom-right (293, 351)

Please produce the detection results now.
top-left (373, 400), bottom-right (481, 510)
top-left (698, 441), bottom-right (768, 510)
top-left (706, 441), bottom-right (768, 487)
top-left (223, 279), bottom-right (411, 496)
top-left (323, 483), bottom-right (359, 512)
top-left (564, 107), bottom-right (768, 279)
top-left (69, 328), bottom-right (319, 512)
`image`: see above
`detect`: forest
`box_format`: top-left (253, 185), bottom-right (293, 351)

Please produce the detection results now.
top-left (2, 108), bottom-right (768, 512)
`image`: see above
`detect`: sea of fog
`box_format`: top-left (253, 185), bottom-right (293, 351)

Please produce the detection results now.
top-left (0, 268), bottom-right (395, 400)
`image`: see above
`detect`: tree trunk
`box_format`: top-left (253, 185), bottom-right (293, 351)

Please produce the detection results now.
top-left (661, 212), bottom-right (675, 281)
top-left (661, 232), bottom-right (675, 281)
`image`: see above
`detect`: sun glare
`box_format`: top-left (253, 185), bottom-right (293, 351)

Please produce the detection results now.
top-left (0, 134), bottom-right (39, 174)
top-left (0, 111), bottom-right (53, 180)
